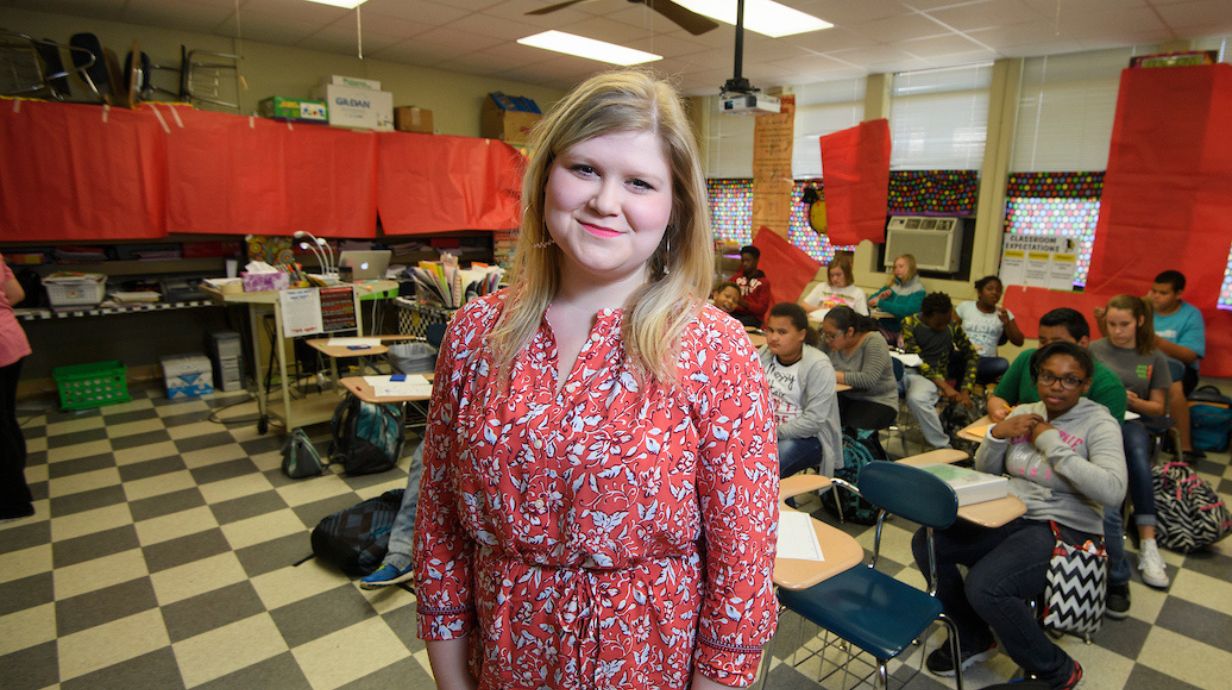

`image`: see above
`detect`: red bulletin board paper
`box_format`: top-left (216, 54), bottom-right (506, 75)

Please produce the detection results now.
top-left (377, 133), bottom-right (523, 235)
top-left (0, 100), bottom-right (167, 240)
top-left (820, 119), bottom-right (891, 246)
top-left (1001, 287), bottom-right (1112, 340)
top-left (1085, 64), bottom-right (1232, 376)
top-left (166, 108), bottom-right (287, 235)
top-left (284, 125), bottom-right (378, 239)
top-left (752, 226), bottom-right (821, 309)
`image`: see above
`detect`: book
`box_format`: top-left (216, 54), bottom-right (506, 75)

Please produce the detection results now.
top-left (919, 464), bottom-right (1009, 506)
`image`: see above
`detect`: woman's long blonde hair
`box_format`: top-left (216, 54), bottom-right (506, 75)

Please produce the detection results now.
top-left (489, 70), bottom-right (713, 384)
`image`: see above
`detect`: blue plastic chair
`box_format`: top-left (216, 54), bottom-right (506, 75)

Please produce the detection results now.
top-left (775, 462), bottom-right (964, 689)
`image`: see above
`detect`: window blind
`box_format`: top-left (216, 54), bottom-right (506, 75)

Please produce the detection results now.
top-left (889, 64), bottom-right (991, 170)
top-left (791, 77), bottom-right (865, 178)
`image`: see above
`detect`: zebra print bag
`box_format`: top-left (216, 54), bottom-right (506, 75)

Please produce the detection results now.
top-left (1153, 461), bottom-right (1232, 554)
top-left (1041, 520), bottom-right (1106, 641)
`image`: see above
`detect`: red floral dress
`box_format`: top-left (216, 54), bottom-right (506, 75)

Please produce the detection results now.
top-left (413, 292), bottom-right (779, 689)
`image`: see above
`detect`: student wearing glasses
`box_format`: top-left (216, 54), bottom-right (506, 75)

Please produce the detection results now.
top-left (913, 342), bottom-right (1126, 690)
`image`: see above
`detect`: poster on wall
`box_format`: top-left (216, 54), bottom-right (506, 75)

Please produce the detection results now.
top-left (751, 95), bottom-right (795, 236)
top-left (1000, 235), bottom-right (1077, 290)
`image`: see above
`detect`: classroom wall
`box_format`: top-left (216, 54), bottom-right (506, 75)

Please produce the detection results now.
top-left (0, 7), bottom-right (567, 137)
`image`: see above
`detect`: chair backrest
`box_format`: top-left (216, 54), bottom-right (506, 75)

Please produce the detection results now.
top-left (891, 356), bottom-right (905, 383)
top-left (858, 462), bottom-right (958, 529)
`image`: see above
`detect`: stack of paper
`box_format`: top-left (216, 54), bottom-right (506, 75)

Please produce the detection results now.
top-left (363, 375), bottom-right (432, 399)
top-left (919, 464), bottom-right (1009, 506)
top-left (776, 511), bottom-right (825, 561)
top-left (327, 337), bottom-right (381, 348)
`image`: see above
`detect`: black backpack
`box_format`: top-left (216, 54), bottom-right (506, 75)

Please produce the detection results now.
top-left (310, 489), bottom-right (405, 576)
top-left (328, 396), bottom-right (405, 476)
top-left (280, 428), bottom-right (325, 479)
top-left (822, 430), bottom-right (886, 525)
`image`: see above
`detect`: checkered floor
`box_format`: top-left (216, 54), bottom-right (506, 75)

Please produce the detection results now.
top-left (2, 384), bottom-right (1230, 689)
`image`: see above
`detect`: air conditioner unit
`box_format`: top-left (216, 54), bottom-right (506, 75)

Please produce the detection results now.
top-left (884, 216), bottom-right (965, 273)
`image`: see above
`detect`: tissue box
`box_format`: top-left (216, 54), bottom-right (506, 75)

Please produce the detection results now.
top-left (242, 272), bottom-right (290, 292)
top-left (161, 354), bottom-right (214, 400)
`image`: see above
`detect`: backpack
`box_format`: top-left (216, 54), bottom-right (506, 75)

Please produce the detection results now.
top-left (310, 489), bottom-right (404, 576)
top-left (281, 428), bottom-right (325, 479)
top-left (1188, 385), bottom-right (1232, 453)
top-left (822, 429), bottom-right (886, 525)
top-left (328, 395), bottom-right (405, 476)
top-left (1152, 461), bottom-right (1232, 553)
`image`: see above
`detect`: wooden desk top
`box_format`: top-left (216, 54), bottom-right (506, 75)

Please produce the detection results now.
top-left (897, 448), bottom-right (969, 467)
top-left (958, 494), bottom-right (1027, 528)
top-left (778, 473), bottom-right (833, 503)
top-left (340, 376), bottom-right (432, 404)
top-left (306, 335), bottom-right (421, 359)
top-left (773, 510), bottom-right (865, 591)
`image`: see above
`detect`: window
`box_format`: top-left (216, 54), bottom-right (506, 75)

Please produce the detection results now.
top-left (707, 179), bottom-right (855, 264)
top-left (890, 64), bottom-right (991, 170)
top-left (704, 102), bottom-right (756, 179)
top-left (791, 77), bottom-right (865, 178)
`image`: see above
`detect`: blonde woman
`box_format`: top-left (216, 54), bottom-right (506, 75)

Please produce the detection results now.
top-left (413, 71), bottom-right (778, 690)
top-left (868, 253), bottom-right (925, 331)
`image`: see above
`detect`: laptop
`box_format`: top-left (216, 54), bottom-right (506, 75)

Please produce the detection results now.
top-left (338, 250), bottom-right (392, 281)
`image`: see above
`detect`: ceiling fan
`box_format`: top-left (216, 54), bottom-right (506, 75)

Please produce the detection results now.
top-left (526, 0), bottom-right (719, 36)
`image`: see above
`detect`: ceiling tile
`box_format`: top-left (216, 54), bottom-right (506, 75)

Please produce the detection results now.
top-left (1022, 0), bottom-right (1149, 13)
top-left (245, 0), bottom-right (351, 23)
top-left (409, 26), bottom-right (505, 51)
top-left (848, 14), bottom-right (958, 43)
top-left (1154, 1), bottom-right (1232, 31)
top-left (794, 0), bottom-right (913, 25)
top-left (900, 33), bottom-right (995, 58)
top-left (445, 11), bottom-right (550, 40)
top-left (826, 45), bottom-right (921, 67)
top-left (359, 0), bottom-right (470, 25)
top-left (219, 10), bottom-right (330, 45)
top-left (783, 27), bottom-right (879, 55)
top-left (926, 0), bottom-right (1046, 31)
top-left (122, 0), bottom-right (235, 32)
top-left (370, 38), bottom-right (466, 65)
top-left (620, 34), bottom-right (713, 59)
top-left (10, 0), bottom-right (126, 19)
top-left (554, 15), bottom-right (668, 43)
top-left (480, 0), bottom-right (592, 27)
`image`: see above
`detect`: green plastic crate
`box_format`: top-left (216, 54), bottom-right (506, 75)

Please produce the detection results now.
top-left (52, 360), bottom-right (131, 411)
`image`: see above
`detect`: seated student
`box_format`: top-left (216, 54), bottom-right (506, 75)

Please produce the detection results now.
top-left (912, 342), bottom-right (1125, 690)
top-left (867, 253), bottom-right (925, 332)
top-left (1149, 270), bottom-right (1206, 460)
top-left (1090, 295), bottom-right (1172, 597)
top-left (360, 443), bottom-right (425, 588)
top-left (729, 244), bottom-right (771, 328)
top-left (987, 308), bottom-right (1127, 425)
top-left (800, 255), bottom-right (868, 321)
top-left (954, 275), bottom-right (1024, 384)
top-left (710, 280), bottom-right (741, 316)
top-left (820, 306), bottom-right (897, 432)
top-left (759, 303), bottom-right (842, 477)
top-left (901, 293), bottom-right (979, 450)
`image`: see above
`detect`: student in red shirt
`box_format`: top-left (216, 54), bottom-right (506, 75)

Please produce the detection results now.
top-left (729, 245), bottom-right (771, 328)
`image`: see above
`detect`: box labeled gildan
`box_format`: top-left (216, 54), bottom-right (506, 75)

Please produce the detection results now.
top-left (313, 84), bottom-right (394, 131)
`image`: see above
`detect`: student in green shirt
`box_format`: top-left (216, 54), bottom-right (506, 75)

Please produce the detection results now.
top-left (987, 308), bottom-right (1127, 423)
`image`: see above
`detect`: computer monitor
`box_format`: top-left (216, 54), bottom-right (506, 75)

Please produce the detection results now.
top-left (338, 250), bottom-right (392, 281)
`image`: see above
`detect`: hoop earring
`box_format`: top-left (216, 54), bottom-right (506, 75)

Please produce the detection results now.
top-left (662, 237), bottom-right (672, 277)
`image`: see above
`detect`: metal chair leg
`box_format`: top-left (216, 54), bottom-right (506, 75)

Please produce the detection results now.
top-left (940, 613), bottom-right (965, 690)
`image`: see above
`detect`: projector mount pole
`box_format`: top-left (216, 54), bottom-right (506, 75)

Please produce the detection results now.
top-left (723, 0), bottom-right (752, 94)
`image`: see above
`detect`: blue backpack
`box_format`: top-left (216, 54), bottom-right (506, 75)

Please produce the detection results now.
top-left (328, 396), bottom-right (405, 475)
top-left (1189, 385), bottom-right (1232, 452)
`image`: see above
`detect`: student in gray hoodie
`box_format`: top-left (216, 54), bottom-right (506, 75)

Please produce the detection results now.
top-left (759, 303), bottom-right (843, 477)
top-left (911, 341), bottom-right (1126, 690)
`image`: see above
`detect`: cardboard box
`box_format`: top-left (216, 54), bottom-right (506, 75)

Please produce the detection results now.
top-left (313, 84), bottom-right (394, 131)
top-left (481, 98), bottom-right (541, 144)
top-left (258, 96), bottom-right (328, 123)
top-left (920, 464), bottom-right (1010, 506)
top-left (330, 74), bottom-right (381, 90)
top-left (394, 106), bottom-right (434, 134)
top-left (161, 354), bottom-right (214, 400)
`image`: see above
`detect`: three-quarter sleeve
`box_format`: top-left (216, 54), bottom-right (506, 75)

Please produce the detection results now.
top-left (413, 306), bottom-right (480, 640)
top-left (691, 322), bottom-right (780, 686)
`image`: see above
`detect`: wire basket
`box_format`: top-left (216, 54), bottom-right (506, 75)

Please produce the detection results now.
top-left (43, 273), bottom-right (107, 307)
top-left (53, 360), bottom-right (131, 410)
top-left (395, 298), bottom-right (457, 340)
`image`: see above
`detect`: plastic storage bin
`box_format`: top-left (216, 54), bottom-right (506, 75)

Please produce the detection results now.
top-left (43, 273), bottom-right (107, 307)
top-left (387, 341), bottom-right (437, 374)
top-left (53, 360), bottom-right (131, 410)
top-left (161, 354), bottom-right (215, 400)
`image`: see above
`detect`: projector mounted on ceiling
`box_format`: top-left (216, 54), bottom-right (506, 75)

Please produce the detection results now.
top-left (718, 0), bottom-right (778, 115)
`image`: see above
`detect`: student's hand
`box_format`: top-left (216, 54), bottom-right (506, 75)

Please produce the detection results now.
top-left (991, 413), bottom-right (1042, 439)
top-left (835, 370), bottom-right (846, 385)
top-left (997, 307), bottom-right (1011, 324)
top-left (987, 397), bottom-right (1013, 422)
top-left (1030, 420), bottom-right (1055, 445)
top-left (957, 390), bottom-right (973, 408)
top-left (1126, 390), bottom-right (1142, 404)
top-left (1094, 306), bottom-right (1106, 322)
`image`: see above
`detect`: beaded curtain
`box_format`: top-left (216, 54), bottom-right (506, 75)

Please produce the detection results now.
top-left (1003, 172), bottom-right (1104, 287)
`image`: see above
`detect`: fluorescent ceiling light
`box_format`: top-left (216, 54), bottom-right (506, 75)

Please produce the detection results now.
top-left (517, 31), bottom-right (662, 65)
top-left (303, 0), bottom-right (368, 9)
top-left (676, 0), bottom-right (831, 38)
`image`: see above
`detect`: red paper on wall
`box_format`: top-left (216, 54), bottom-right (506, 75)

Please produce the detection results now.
top-left (752, 226), bottom-right (821, 309)
top-left (283, 125), bottom-right (377, 238)
top-left (0, 100), bottom-right (167, 240)
top-left (377, 133), bottom-right (523, 235)
top-left (1086, 64), bottom-right (1232, 376)
top-left (820, 119), bottom-right (891, 246)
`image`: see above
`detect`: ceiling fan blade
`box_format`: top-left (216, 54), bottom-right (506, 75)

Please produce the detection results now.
top-left (639, 0), bottom-right (720, 35)
top-left (526, 0), bottom-right (592, 16)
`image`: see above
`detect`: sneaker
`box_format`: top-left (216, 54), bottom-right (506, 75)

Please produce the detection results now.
top-left (1137, 539), bottom-right (1170, 589)
top-left (359, 562), bottom-right (415, 590)
top-left (1105, 582), bottom-right (1130, 619)
top-left (1056, 660), bottom-right (1083, 689)
top-left (925, 639), bottom-right (997, 677)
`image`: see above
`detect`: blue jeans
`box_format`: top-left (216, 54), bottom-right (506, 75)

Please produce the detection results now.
top-left (912, 518), bottom-right (1090, 687)
top-left (976, 357), bottom-right (1009, 385)
top-left (383, 442), bottom-right (425, 570)
top-left (1105, 419), bottom-right (1159, 586)
top-left (778, 436), bottom-right (822, 478)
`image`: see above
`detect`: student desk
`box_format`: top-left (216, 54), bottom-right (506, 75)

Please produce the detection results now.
top-left (774, 474), bottom-right (864, 590)
top-left (339, 376), bottom-right (433, 404)
top-left (898, 446), bottom-right (1026, 528)
top-left (896, 448), bottom-right (968, 467)
top-left (305, 335), bottom-right (422, 382)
